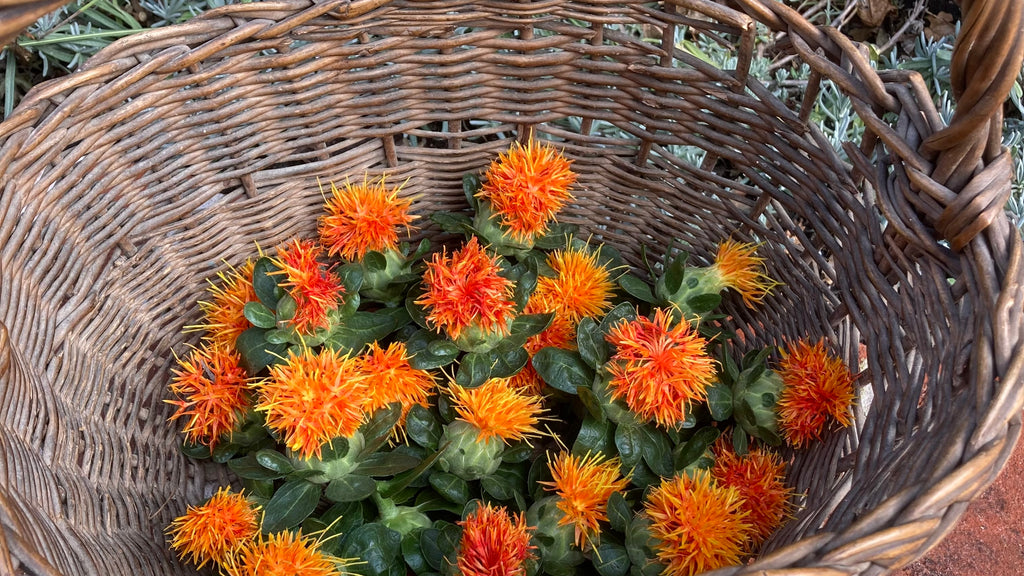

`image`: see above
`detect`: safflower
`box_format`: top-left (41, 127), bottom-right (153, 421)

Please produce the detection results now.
top-left (712, 437), bottom-right (792, 548)
top-left (456, 503), bottom-right (536, 576)
top-left (223, 530), bottom-right (345, 576)
top-left (272, 239), bottom-right (344, 335)
top-left (167, 343), bottom-right (250, 448)
top-left (318, 176), bottom-right (416, 261)
top-left (449, 378), bottom-right (546, 443)
top-left (168, 487), bottom-right (259, 568)
top-left (532, 245), bottom-right (615, 322)
top-left (540, 451), bottom-right (630, 549)
top-left (776, 339), bottom-right (856, 448)
top-left (196, 259), bottom-right (256, 349)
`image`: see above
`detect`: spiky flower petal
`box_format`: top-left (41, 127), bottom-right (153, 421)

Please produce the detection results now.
top-left (223, 530), bottom-right (346, 576)
top-left (540, 451), bottom-right (631, 549)
top-left (533, 245), bottom-right (615, 322)
top-left (478, 139), bottom-right (576, 243)
top-left (776, 339), bottom-right (856, 448)
top-left (319, 176), bottom-right (417, 261)
top-left (645, 472), bottom-right (751, 576)
top-left (359, 341), bottom-right (436, 423)
top-left (605, 308), bottom-right (716, 427)
top-left (257, 347), bottom-right (368, 459)
top-left (416, 237), bottom-right (515, 341)
top-left (197, 259), bottom-right (257, 349)
top-left (168, 488), bottom-right (259, 568)
top-left (713, 240), bottom-right (778, 308)
top-left (712, 437), bottom-right (792, 548)
top-left (449, 378), bottom-right (546, 443)
top-left (272, 239), bottom-right (345, 334)
top-left (457, 503), bottom-right (536, 576)
top-left (168, 343), bottom-right (250, 448)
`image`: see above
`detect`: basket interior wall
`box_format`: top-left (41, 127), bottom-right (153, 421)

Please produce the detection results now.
top-left (0, 3), bottom-right (978, 574)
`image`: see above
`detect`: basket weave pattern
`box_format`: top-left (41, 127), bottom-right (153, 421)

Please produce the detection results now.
top-left (1, 1), bottom-right (1023, 574)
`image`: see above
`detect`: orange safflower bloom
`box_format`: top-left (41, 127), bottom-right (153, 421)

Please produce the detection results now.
top-left (359, 341), bottom-right (436, 420)
top-left (532, 245), bottom-right (615, 322)
top-left (318, 176), bottom-right (417, 261)
top-left (223, 530), bottom-right (344, 576)
top-left (257, 347), bottom-right (368, 459)
top-left (197, 259), bottom-right (257, 349)
top-left (605, 308), bottom-right (716, 427)
top-left (168, 487), bottom-right (259, 569)
top-left (416, 237), bottom-right (515, 341)
top-left (645, 472), bottom-right (751, 576)
top-left (539, 451), bottom-right (631, 549)
top-left (272, 239), bottom-right (344, 335)
top-left (713, 240), bottom-right (778, 308)
top-left (478, 139), bottom-right (576, 243)
top-left (776, 339), bottom-right (855, 448)
top-left (168, 343), bottom-right (250, 448)
top-left (449, 378), bottom-right (546, 443)
top-left (508, 293), bottom-right (577, 395)
top-left (457, 503), bottom-right (536, 576)
top-left (712, 438), bottom-right (792, 548)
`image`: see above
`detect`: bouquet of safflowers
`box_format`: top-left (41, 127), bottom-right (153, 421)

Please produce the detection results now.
top-left (165, 138), bottom-right (857, 576)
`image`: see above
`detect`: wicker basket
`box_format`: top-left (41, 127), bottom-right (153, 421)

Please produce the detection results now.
top-left (1, 0), bottom-right (1023, 574)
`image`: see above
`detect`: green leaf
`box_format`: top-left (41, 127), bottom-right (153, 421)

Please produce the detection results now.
top-left (639, 425), bottom-right (674, 478)
top-left (406, 287), bottom-right (431, 330)
top-left (265, 328), bottom-right (291, 345)
top-left (742, 346), bottom-right (772, 369)
top-left (618, 274), bottom-right (656, 304)
top-left (532, 348), bottom-right (594, 395)
top-left (501, 442), bottom-right (533, 463)
top-left (406, 405), bottom-right (442, 450)
top-left (576, 317), bottom-right (609, 370)
top-left (402, 531), bottom-right (429, 574)
top-left (625, 516), bottom-right (660, 576)
top-left (481, 466), bottom-right (523, 501)
top-left (732, 427), bottom-right (749, 456)
top-left (577, 384), bottom-right (606, 422)
top-left (242, 478), bottom-right (275, 503)
top-left (721, 350), bottom-right (739, 386)
top-left (429, 471), bottom-right (471, 505)
top-left (235, 327), bottom-right (287, 374)
top-left (507, 313), bottom-right (553, 346)
top-left (488, 345), bottom-right (529, 379)
top-left (674, 427), bottom-right (720, 471)
top-left (337, 263), bottom-right (364, 294)
top-left (512, 268), bottom-right (538, 312)
top-left (255, 449), bottom-right (294, 475)
top-left (455, 352), bottom-right (491, 388)
top-left (607, 492), bottom-right (632, 533)
top-left (463, 173), bottom-right (481, 212)
top-left (252, 257), bottom-right (283, 308)
top-left (378, 447), bottom-right (446, 499)
top-left (594, 537), bottom-right (631, 576)
top-left (615, 424), bottom-right (644, 469)
top-left (430, 212), bottom-right (475, 236)
top-left (572, 417), bottom-right (616, 457)
top-left (420, 523), bottom-right (462, 572)
top-left (364, 250), bottom-right (388, 272)
top-left (341, 523), bottom-right (403, 576)
top-left (405, 329), bottom-right (459, 370)
top-left (324, 474), bottom-right (377, 502)
top-left (662, 251), bottom-right (689, 296)
top-left (261, 479), bottom-right (321, 533)
top-left (534, 222), bottom-right (579, 250)
top-left (211, 442), bottom-right (238, 463)
top-left (360, 404), bottom-right (403, 457)
top-left (180, 442), bottom-right (211, 460)
top-left (599, 302), bottom-right (638, 335)
top-left (228, 454), bottom-right (285, 481)
top-left (685, 293), bottom-right (722, 315)
top-left (706, 381), bottom-right (734, 421)
top-left (276, 294), bottom-right (297, 322)
top-left (356, 452), bottom-right (421, 477)
top-left (326, 311), bottom-right (402, 354)
top-left (243, 301), bottom-right (277, 329)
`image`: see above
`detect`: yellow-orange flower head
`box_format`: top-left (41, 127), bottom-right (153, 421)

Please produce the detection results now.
top-left (359, 341), bottom-right (436, 421)
top-left (713, 240), bottom-right (778, 308)
top-left (776, 339), bottom-right (855, 448)
top-left (712, 437), bottom-right (792, 548)
top-left (319, 176), bottom-right (417, 261)
top-left (168, 343), bottom-right (250, 448)
top-left (257, 347), bottom-right (368, 460)
top-left (457, 503), bottom-right (536, 576)
top-left (223, 530), bottom-right (345, 576)
top-left (198, 259), bottom-right (257, 349)
top-left (605, 308), bottom-right (717, 427)
top-left (644, 471), bottom-right (752, 576)
top-left (539, 451), bottom-right (631, 549)
top-left (449, 378), bottom-right (546, 443)
top-left (533, 245), bottom-right (616, 323)
top-left (168, 487), bottom-right (259, 569)
top-left (478, 139), bottom-right (576, 243)
top-left (508, 292), bottom-right (578, 395)
top-left (416, 237), bottom-right (516, 341)
top-left (272, 239), bottom-right (345, 335)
